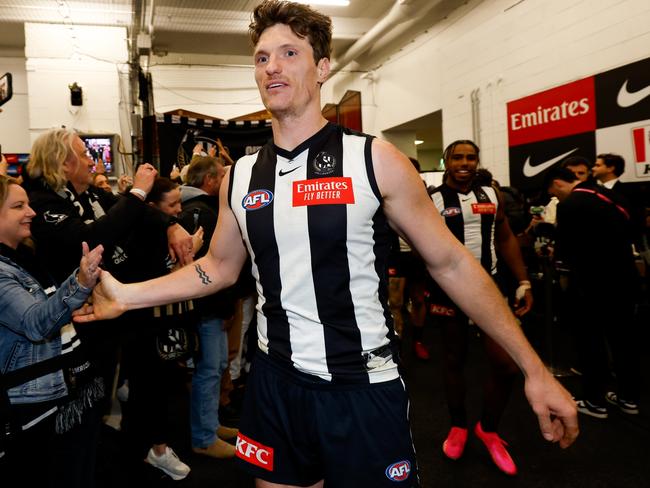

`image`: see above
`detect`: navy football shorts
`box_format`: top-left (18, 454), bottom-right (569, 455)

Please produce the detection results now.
top-left (235, 352), bottom-right (419, 487)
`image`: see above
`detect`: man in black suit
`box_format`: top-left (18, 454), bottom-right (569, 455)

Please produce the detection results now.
top-left (547, 167), bottom-right (641, 419)
top-left (592, 153), bottom-right (645, 246)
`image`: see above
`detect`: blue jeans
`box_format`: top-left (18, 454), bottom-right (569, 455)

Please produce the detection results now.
top-left (191, 314), bottom-right (228, 448)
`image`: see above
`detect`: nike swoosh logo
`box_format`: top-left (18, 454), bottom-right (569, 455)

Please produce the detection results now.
top-left (278, 166), bottom-right (300, 177)
top-left (522, 148), bottom-right (578, 177)
top-left (617, 80), bottom-right (650, 108)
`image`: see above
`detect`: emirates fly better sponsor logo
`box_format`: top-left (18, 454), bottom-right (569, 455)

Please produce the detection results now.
top-left (292, 177), bottom-right (355, 207)
top-left (471, 203), bottom-right (496, 215)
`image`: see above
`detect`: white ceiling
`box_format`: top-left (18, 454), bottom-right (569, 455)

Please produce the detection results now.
top-left (0, 0), bottom-right (466, 66)
top-left (0, 0), bottom-right (465, 144)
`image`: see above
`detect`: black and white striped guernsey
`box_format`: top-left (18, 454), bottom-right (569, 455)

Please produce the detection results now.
top-left (431, 183), bottom-right (499, 275)
top-left (228, 123), bottom-right (398, 384)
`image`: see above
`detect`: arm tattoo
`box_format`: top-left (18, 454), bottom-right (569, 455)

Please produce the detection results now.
top-left (194, 264), bottom-right (212, 285)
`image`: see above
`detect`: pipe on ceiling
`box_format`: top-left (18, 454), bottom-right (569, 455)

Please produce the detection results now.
top-left (330, 0), bottom-right (445, 74)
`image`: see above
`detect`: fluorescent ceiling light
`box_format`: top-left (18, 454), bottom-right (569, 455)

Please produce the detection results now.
top-left (297, 0), bottom-right (350, 6)
top-left (414, 140), bottom-right (424, 145)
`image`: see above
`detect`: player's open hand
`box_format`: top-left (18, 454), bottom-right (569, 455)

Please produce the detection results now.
top-left (72, 270), bottom-right (127, 323)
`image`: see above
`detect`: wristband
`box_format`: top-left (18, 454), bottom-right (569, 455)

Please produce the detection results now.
top-left (515, 280), bottom-right (532, 301)
top-left (130, 188), bottom-right (147, 200)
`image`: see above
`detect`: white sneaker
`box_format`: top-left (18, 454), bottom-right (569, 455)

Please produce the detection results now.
top-left (145, 446), bottom-right (191, 481)
top-left (116, 381), bottom-right (129, 402)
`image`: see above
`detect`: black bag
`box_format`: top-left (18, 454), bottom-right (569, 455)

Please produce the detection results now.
top-left (155, 325), bottom-right (199, 361)
top-left (0, 355), bottom-right (70, 452)
top-left (0, 373), bottom-right (20, 454)
top-left (152, 301), bottom-right (199, 362)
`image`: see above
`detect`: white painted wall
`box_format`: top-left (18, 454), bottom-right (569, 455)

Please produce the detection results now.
top-left (327, 0), bottom-right (650, 184)
top-left (0, 57), bottom-right (30, 153)
top-left (24, 23), bottom-right (132, 172)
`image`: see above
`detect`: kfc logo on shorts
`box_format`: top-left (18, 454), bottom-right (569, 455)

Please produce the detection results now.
top-left (441, 207), bottom-right (461, 217)
top-left (235, 433), bottom-right (274, 471)
top-left (471, 203), bottom-right (496, 214)
top-left (242, 189), bottom-right (273, 211)
top-left (385, 460), bottom-right (411, 482)
top-left (429, 304), bottom-right (456, 317)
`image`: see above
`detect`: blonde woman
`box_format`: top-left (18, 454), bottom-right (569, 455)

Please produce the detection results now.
top-left (0, 174), bottom-right (103, 485)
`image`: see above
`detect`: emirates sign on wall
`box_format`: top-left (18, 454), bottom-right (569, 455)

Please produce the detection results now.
top-left (508, 56), bottom-right (650, 191)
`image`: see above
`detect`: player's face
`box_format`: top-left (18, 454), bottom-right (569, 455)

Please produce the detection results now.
top-left (153, 187), bottom-right (182, 217)
top-left (446, 143), bottom-right (479, 186)
top-left (566, 163), bottom-right (590, 182)
top-left (254, 23), bottom-right (329, 119)
top-left (64, 136), bottom-right (94, 191)
top-left (0, 184), bottom-right (36, 249)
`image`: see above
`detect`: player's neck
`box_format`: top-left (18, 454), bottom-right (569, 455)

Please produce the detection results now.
top-left (445, 178), bottom-right (471, 193)
top-left (271, 110), bottom-right (328, 152)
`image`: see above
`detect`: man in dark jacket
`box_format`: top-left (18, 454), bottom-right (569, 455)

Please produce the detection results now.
top-left (178, 156), bottom-right (237, 458)
top-left (547, 167), bottom-right (641, 419)
top-left (592, 153), bottom-right (645, 247)
top-left (25, 129), bottom-right (194, 284)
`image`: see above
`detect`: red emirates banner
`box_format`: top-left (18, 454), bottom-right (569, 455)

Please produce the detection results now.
top-left (507, 77), bottom-right (596, 147)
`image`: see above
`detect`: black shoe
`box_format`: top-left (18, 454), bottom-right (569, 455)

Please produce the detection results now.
top-left (605, 391), bottom-right (639, 415)
top-left (575, 399), bottom-right (608, 419)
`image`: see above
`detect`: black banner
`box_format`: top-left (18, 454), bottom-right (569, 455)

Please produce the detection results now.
top-left (595, 56), bottom-right (650, 129)
top-left (509, 131), bottom-right (596, 192)
top-left (156, 114), bottom-right (273, 177)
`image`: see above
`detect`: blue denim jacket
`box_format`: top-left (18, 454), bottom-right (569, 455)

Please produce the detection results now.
top-left (0, 254), bottom-right (92, 404)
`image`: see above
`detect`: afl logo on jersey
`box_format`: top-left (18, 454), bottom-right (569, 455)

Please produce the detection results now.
top-left (441, 207), bottom-right (461, 217)
top-left (242, 189), bottom-right (273, 211)
top-left (313, 151), bottom-right (337, 175)
top-left (385, 460), bottom-right (411, 482)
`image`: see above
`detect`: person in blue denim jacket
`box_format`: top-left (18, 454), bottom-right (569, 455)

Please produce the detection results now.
top-left (0, 174), bottom-right (103, 485)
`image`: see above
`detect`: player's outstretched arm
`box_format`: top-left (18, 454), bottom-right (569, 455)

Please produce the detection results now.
top-left (371, 138), bottom-right (578, 448)
top-left (73, 167), bottom-right (248, 323)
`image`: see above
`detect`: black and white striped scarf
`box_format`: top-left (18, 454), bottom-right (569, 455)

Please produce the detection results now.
top-left (54, 323), bottom-right (104, 433)
top-left (62, 184), bottom-right (106, 224)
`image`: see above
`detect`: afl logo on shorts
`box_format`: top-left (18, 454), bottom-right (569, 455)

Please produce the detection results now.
top-left (441, 207), bottom-right (461, 217)
top-left (242, 189), bottom-right (273, 211)
top-left (385, 460), bottom-right (411, 482)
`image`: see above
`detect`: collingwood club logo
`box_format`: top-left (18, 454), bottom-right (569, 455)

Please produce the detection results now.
top-left (43, 210), bottom-right (68, 225)
top-left (313, 151), bottom-right (336, 175)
